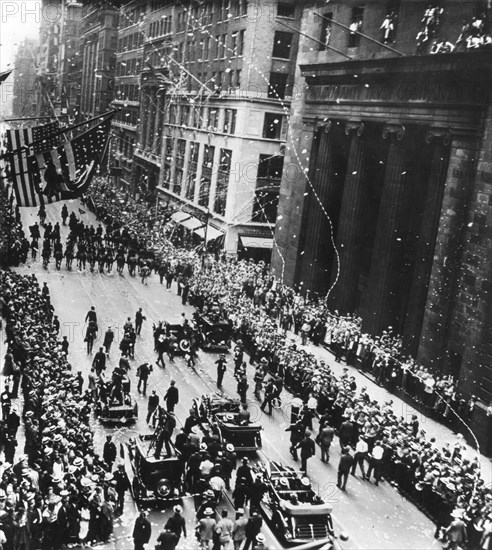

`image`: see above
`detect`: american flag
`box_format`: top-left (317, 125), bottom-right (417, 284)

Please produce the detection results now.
top-left (5, 121), bottom-right (62, 207)
top-left (27, 114), bottom-right (113, 205)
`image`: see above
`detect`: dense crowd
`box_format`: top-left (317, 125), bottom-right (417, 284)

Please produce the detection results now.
top-left (0, 185), bottom-right (29, 269)
top-left (0, 271), bottom-right (131, 548)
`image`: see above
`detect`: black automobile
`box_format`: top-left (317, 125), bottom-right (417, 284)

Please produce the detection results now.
top-left (197, 315), bottom-right (233, 352)
top-left (124, 433), bottom-right (184, 503)
top-left (254, 459), bottom-right (347, 548)
top-left (193, 394), bottom-right (262, 452)
top-left (95, 396), bottom-right (138, 425)
top-left (166, 323), bottom-right (194, 355)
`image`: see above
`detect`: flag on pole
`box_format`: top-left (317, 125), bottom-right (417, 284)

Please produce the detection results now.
top-left (0, 70), bottom-right (13, 85)
top-left (5, 121), bottom-right (62, 206)
top-left (27, 114), bottom-right (113, 205)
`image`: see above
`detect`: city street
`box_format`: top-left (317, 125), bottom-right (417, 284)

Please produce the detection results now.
top-left (11, 201), bottom-right (445, 550)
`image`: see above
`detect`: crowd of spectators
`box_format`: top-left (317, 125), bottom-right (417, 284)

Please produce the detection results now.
top-left (0, 271), bottom-right (131, 548)
top-left (0, 185), bottom-right (29, 268)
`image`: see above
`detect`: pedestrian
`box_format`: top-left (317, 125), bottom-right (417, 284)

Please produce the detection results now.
top-left (93, 347), bottom-right (107, 375)
top-left (232, 508), bottom-right (247, 550)
top-left (147, 390), bottom-right (159, 425)
top-left (216, 354), bottom-right (227, 389)
top-left (103, 326), bottom-right (115, 355)
top-left (318, 421), bottom-right (335, 463)
top-left (216, 510), bottom-right (233, 550)
top-left (141, 263), bottom-right (150, 285)
top-left (296, 430), bottom-right (315, 473)
top-left (165, 505), bottom-right (187, 544)
top-left (85, 306), bottom-right (97, 327)
top-left (196, 507), bottom-right (216, 550)
top-left (243, 510), bottom-right (262, 550)
top-left (113, 464), bottom-right (130, 516)
top-left (88, 368), bottom-right (98, 401)
top-left (76, 371), bottom-right (84, 393)
top-left (285, 420), bottom-right (305, 461)
top-left (260, 380), bottom-right (275, 415)
top-left (154, 411), bottom-right (176, 458)
top-left (61, 336), bottom-right (69, 355)
top-left (103, 435), bottom-right (117, 471)
top-left (366, 440), bottom-right (384, 485)
top-left (133, 511), bottom-right (151, 550)
top-left (164, 380), bottom-right (179, 413)
top-left (351, 435), bottom-right (368, 478)
top-left (1, 386), bottom-right (11, 420)
top-left (137, 362), bottom-right (152, 395)
top-left (445, 509), bottom-right (468, 550)
top-left (135, 308), bottom-right (146, 336)
top-left (156, 527), bottom-right (178, 550)
top-left (337, 448), bottom-right (354, 492)
top-left (85, 321), bottom-right (97, 354)
top-left (156, 334), bottom-right (168, 368)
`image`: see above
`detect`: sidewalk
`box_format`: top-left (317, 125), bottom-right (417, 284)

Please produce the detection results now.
top-left (288, 332), bottom-right (492, 485)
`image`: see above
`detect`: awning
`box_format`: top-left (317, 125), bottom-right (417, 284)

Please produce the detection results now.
top-left (180, 216), bottom-right (204, 231)
top-left (194, 224), bottom-right (224, 241)
top-left (240, 236), bottom-right (274, 249)
top-left (171, 211), bottom-right (191, 223)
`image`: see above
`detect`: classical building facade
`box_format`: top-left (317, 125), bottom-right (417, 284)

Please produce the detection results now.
top-left (272, 1), bottom-right (492, 443)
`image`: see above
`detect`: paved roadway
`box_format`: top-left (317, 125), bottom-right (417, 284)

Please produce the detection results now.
top-left (11, 201), bottom-right (451, 550)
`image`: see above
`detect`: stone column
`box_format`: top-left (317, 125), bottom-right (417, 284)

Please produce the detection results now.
top-left (362, 124), bottom-right (406, 336)
top-left (331, 121), bottom-right (366, 314)
top-left (417, 132), bottom-right (480, 370)
top-left (298, 121), bottom-right (337, 294)
top-left (402, 130), bottom-right (451, 355)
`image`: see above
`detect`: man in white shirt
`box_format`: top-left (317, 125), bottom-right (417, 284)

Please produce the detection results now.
top-left (351, 436), bottom-right (368, 478)
top-left (366, 440), bottom-right (384, 485)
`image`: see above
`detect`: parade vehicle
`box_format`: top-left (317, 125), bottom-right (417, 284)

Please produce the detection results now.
top-left (197, 315), bottom-right (233, 352)
top-left (193, 394), bottom-right (262, 452)
top-left (124, 427), bottom-right (184, 503)
top-left (95, 396), bottom-right (138, 425)
top-left (253, 459), bottom-right (347, 548)
top-left (165, 323), bottom-right (194, 355)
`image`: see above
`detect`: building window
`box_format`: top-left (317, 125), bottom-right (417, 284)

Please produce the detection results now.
top-left (234, 69), bottom-right (241, 89)
top-left (214, 35), bottom-right (221, 58)
top-left (168, 104), bottom-right (177, 124)
top-left (240, 0), bottom-right (248, 15)
top-left (208, 108), bottom-right (219, 131)
top-left (231, 32), bottom-right (238, 56)
top-left (277, 2), bottom-right (295, 18)
top-left (202, 36), bottom-right (210, 60)
top-left (272, 31), bottom-right (293, 59)
top-left (185, 141), bottom-right (199, 200)
top-left (238, 29), bottom-right (245, 56)
top-left (180, 105), bottom-right (190, 126)
top-left (268, 72), bottom-right (288, 99)
top-left (263, 113), bottom-right (285, 139)
top-left (319, 12), bottom-right (333, 50)
top-left (214, 148), bottom-right (232, 215)
top-left (173, 138), bottom-right (186, 196)
top-left (163, 136), bottom-right (174, 189)
top-left (199, 145), bottom-right (215, 207)
top-left (252, 154), bottom-right (282, 223)
top-left (220, 34), bottom-right (227, 58)
top-left (257, 153), bottom-right (284, 181)
top-left (348, 7), bottom-right (364, 48)
top-left (223, 109), bottom-right (236, 134)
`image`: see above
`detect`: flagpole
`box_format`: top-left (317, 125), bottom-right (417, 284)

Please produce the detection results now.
top-left (0, 109), bottom-right (117, 160)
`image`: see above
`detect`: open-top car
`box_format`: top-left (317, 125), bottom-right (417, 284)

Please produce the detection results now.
top-left (95, 395), bottom-right (138, 425)
top-left (123, 432), bottom-right (184, 504)
top-left (166, 323), bottom-right (194, 355)
top-left (193, 394), bottom-right (262, 452)
top-left (253, 459), bottom-right (345, 548)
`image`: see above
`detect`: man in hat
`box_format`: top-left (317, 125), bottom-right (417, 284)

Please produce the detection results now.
top-left (232, 508), bottom-right (248, 550)
top-left (255, 533), bottom-right (270, 550)
top-left (243, 510), bottom-right (263, 550)
top-left (137, 362), bottom-right (152, 395)
top-left (165, 505), bottom-right (187, 544)
top-left (1, 386), bottom-right (11, 420)
top-left (93, 347), bottom-right (107, 375)
top-left (103, 326), bottom-right (115, 355)
top-left (135, 308), bottom-right (146, 336)
top-left (337, 448), bottom-right (354, 492)
top-left (113, 464), bottom-right (130, 516)
top-left (196, 507), bottom-right (216, 550)
top-left (164, 380), bottom-right (179, 413)
top-left (85, 306), bottom-right (97, 327)
top-left (103, 435), bottom-right (117, 471)
top-left (216, 510), bottom-right (234, 550)
top-left (133, 511), bottom-right (152, 550)
top-left (445, 510), bottom-right (468, 550)
top-left (154, 411), bottom-right (176, 458)
top-left (216, 355), bottom-right (227, 389)
top-left (156, 526), bottom-right (178, 550)
top-left (296, 431), bottom-right (315, 474)
top-left (147, 390), bottom-right (159, 425)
